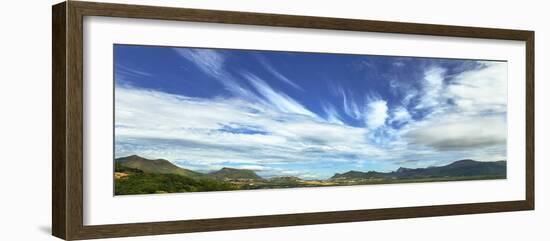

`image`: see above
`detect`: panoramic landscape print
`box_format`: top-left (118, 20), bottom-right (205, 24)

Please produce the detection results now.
top-left (114, 44), bottom-right (507, 195)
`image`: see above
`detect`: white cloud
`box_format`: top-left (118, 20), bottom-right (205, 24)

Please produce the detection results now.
top-left (445, 62), bottom-right (507, 114)
top-left (412, 62), bottom-right (507, 116)
top-left (405, 114), bottom-right (506, 151)
top-left (364, 98), bottom-right (388, 129)
top-left (415, 67), bottom-right (446, 110)
top-left (390, 106), bottom-right (411, 125)
top-left (396, 61), bottom-right (508, 161)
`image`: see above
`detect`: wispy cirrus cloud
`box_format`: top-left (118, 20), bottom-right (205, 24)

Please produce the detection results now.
top-left (242, 72), bottom-right (316, 118)
top-left (116, 64), bottom-right (153, 77)
top-left (256, 55), bottom-right (303, 90)
top-left (115, 64), bottom-right (153, 86)
top-left (173, 48), bottom-right (314, 118)
top-left (321, 102), bottom-right (344, 125)
top-left (173, 48), bottom-right (226, 78)
top-left (333, 84), bottom-right (362, 120)
top-left (173, 48), bottom-right (255, 99)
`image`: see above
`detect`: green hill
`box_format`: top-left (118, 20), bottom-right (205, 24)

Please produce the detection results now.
top-left (115, 155), bottom-right (203, 178)
top-left (114, 155), bottom-right (238, 195)
top-left (115, 172), bottom-right (237, 195)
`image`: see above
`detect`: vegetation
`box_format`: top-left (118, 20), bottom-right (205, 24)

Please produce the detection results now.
top-left (115, 171), bottom-right (237, 195)
top-left (115, 162), bottom-right (144, 174)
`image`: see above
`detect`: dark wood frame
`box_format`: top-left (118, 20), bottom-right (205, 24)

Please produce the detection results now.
top-left (52, 1), bottom-right (535, 240)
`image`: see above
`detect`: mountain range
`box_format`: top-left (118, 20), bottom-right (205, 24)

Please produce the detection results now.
top-left (116, 155), bottom-right (506, 181)
top-left (114, 155), bottom-right (506, 195)
top-left (331, 159), bottom-right (506, 180)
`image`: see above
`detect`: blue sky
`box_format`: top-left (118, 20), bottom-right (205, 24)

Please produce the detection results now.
top-left (114, 44), bottom-right (507, 179)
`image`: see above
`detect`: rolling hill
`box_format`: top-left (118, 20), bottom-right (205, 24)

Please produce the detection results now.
top-left (115, 155), bottom-right (204, 178)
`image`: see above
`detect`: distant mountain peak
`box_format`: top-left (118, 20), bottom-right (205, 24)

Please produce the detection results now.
top-left (454, 159), bottom-right (476, 163)
top-left (396, 167), bottom-right (413, 173)
top-left (331, 170), bottom-right (387, 179)
top-left (446, 159), bottom-right (479, 167)
top-left (116, 154), bottom-right (143, 161)
top-left (209, 167), bottom-right (263, 180)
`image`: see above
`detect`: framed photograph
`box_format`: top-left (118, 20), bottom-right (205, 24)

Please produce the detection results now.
top-left (52, 1), bottom-right (534, 240)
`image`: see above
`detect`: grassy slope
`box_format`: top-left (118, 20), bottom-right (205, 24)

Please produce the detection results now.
top-left (115, 163), bottom-right (236, 195)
